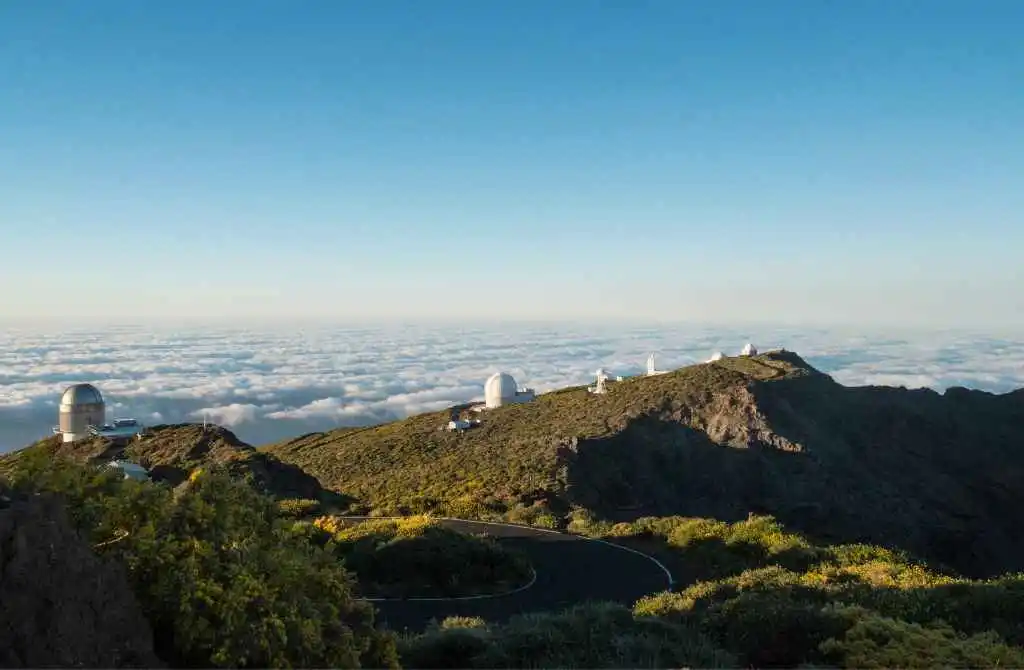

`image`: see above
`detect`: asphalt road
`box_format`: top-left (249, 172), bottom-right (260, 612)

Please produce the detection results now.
top-left (338, 517), bottom-right (672, 632)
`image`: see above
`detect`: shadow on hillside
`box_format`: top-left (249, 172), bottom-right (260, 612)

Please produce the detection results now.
top-left (563, 417), bottom-right (812, 526)
top-left (757, 373), bottom-right (1024, 578)
top-left (562, 369), bottom-right (1024, 579)
top-left (561, 401), bottom-right (959, 576)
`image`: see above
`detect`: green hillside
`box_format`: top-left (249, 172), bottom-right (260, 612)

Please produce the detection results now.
top-left (264, 350), bottom-right (1024, 577)
top-left (6, 356), bottom-right (1024, 668)
top-left (1, 424), bottom-right (346, 507)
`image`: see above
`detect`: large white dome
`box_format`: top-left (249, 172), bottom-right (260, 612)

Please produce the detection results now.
top-left (58, 383), bottom-right (106, 444)
top-left (484, 372), bottom-right (518, 408)
top-left (60, 383), bottom-right (103, 407)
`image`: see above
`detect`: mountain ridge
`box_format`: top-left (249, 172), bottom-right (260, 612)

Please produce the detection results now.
top-left (262, 350), bottom-right (1024, 577)
top-left (2, 423), bottom-right (343, 506)
top-left (5, 349), bottom-right (1023, 578)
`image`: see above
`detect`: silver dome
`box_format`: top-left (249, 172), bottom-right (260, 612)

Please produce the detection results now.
top-left (60, 383), bottom-right (104, 406)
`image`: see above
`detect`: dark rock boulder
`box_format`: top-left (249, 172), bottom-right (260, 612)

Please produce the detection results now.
top-left (0, 490), bottom-right (162, 668)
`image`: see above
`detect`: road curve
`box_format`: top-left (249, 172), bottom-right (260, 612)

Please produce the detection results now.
top-left (336, 516), bottom-right (673, 632)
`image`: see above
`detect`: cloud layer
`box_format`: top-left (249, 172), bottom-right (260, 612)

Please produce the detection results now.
top-left (2, 323), bottom-right (1022, 452)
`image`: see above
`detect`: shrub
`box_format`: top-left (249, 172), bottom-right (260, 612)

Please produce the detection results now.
top-left (437, 616), bottom-right (489, 630)
top-left (5, 451), bottom-right (397, 669)
top-left (277, 497), bottom-right (322, 518)
top-left (398, 625), bottom-right (493, 669)
top-left (505, 502), bottom-right (560, 529)
top-left (819, 606), bottom-right (1024, 668)
top-left (317, 515), bottom-right (534, 598)
top-left (400, 602), bottom-right (735, 669)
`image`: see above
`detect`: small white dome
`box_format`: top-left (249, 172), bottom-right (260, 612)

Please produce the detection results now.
top-left (708, 351), bottom-right (725, 362)
top-left (741, 343), bottom-right (758, 356)
top-left (60, 383), bottom-right (103, 406)
top-left (484, 372), bottom-right (518, 408)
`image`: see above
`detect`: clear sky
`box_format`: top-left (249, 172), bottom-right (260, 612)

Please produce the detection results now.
top-left (1, 1), bottom-right (1022, 328)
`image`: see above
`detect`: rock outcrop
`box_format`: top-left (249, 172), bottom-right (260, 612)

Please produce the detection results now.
top-left (0, 489), bottom-right (162, 668)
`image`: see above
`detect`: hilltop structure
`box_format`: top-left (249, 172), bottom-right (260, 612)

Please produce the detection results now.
top-left (483, 372), bottom-right (536, 409)
top-left (645, 354), bottom-right (669, 376)
top-left (588, 367), bottom-right (624, 394)
top-left (589, 368), bottom-right (611, 394)
top-left (741, 343), bottom-right (758, 357)
top-left (707, 351), bottom-right (725, 363)
top-left (52, 383), bottom-right (145, 443)
top-left (55, 384), bottom-right (106, 443)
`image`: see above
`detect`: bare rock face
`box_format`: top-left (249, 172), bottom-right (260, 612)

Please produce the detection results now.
top-left (0, 491), bottom-right (162, 668)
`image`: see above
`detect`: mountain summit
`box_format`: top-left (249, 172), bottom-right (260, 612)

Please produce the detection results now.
top-left (266, 350), bottom-right (1024, 577)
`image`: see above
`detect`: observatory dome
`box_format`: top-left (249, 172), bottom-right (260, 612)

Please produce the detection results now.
top-left (58, 383), bottom-right (106, 444)
top-left (485, 372), bottom-right (519, 409)
top-left (60, 383), bottom-right (103, 406)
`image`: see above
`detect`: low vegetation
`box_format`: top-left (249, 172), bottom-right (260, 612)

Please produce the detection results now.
top-left (396, 514), bottom-right (1024, 668)
top-left (313, 515), bottom-right (534, 598)
top-left (396, 603), bottom-right (736, 669)
top-left (5, 348), bottom-right (1024, 667)
top-left (1, 448), bottom-right (397, 669)
top-left (7, 447), bottom-right (1024, 667)
top-left (2, 424), bottom-right (346, 507)
top-left (262, 355), bottom-right (796, 523)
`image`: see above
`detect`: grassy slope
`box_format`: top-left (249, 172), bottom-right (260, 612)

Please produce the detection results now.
top-left (1, 424), bottom-right (344, 505)
top-left (263, 353), bottom-right (797, 514)
top-left (265, 351), bottom-right (1024, 577)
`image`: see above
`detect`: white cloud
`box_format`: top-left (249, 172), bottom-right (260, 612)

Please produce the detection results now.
top-left (1, 322), bottom-right (1022, 452)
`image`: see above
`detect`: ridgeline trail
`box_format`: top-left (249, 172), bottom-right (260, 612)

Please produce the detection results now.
top-left (337, 517), bottom-right (673, 632)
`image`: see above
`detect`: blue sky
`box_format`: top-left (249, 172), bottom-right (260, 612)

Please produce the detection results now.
top-left (2, 1), bottom-right (1022, 327)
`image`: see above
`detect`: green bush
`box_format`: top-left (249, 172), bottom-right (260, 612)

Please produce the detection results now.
top-left (397, 625), bottom-right (492, 669)
top-left (635, 547), bottom-right (1024, 668)
top-left (5, 450), bottom-right (397, 669)
top-left (398, 602), bottom-right (735, 669)
top-left (316, 515), bottom-right (534, 598)
top-left (277, 497), bottom-right (322, 518)
top-left (819, 606), bottom-right (1024, 668)
top-left (505, 502), bottom-right (560, 529)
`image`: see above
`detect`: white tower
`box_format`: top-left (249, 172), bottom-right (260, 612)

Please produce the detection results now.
top-left (590, 368), bottom-right (610, 394)
top-left (58, 384), bottom-right (106, 443)
top-left (646, 353), bottom-right (668, 376)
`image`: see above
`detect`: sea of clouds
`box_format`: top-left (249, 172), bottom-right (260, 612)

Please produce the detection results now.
top-left (1, 322), bottom-right (1022, 453)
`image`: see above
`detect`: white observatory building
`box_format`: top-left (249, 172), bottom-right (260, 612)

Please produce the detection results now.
top-left (484, 372), bottom-right (536, 409)
top-left (741, 343), bottom-right (758, 357)
top-left (707, 351), bottom-right (725, 363)
top-left (57, 383), bottom-right (106, 443)
top-left (588, 367), bottom-right (624, 394)
top-left (646, 353), bottom-right (669, 376)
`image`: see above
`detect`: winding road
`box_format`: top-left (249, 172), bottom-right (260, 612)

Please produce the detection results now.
top-left (338, 517), bottom-right (673, 632)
